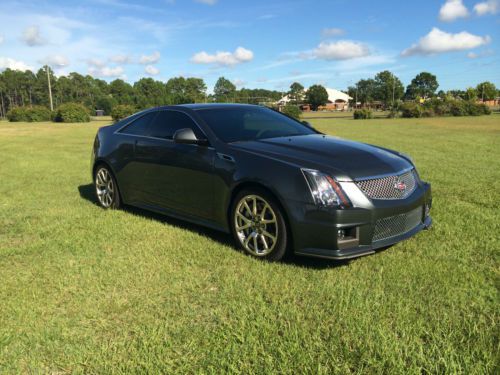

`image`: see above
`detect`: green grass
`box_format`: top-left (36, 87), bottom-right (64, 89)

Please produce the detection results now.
top-left (0, 115), bottom-right (499, 373)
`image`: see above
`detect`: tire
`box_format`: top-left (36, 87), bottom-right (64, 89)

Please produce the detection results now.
top-left (94, 165), bottom-right (121, 209)
top-left (231, 188), bottom-right (288, 261)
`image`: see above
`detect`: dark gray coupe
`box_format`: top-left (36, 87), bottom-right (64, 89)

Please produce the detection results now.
top-left (91, 104), bottom-right (432, 261)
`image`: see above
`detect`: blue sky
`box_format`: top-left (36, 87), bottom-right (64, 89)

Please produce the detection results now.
top-left (0, 0), bottom-right (499, 92)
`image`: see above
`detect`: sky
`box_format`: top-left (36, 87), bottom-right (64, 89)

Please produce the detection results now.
top-left (0, 0), bottom-right (499, 93)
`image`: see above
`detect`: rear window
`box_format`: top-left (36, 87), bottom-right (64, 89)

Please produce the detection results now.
top-left (196, 106), bottom-right (316, 143)
top-left (119, 112), bottom-right (157, 136)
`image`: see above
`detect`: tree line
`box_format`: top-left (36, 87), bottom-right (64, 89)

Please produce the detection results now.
top-left (279, 72), bottom-right (498, 113)
top-left (0, 66), bottom-right (283, 118)
top-left (345, 71), bottom-right (498, 109)
top-left (1, 65), bottom-right (498, 119)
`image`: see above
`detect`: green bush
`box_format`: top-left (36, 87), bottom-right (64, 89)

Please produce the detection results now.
top-left (7, 107), bottom-right (29, 122)
top-left (7, 106), bottom-right (52, 122)
top-left (53, 103), bottom-right (90, 123)
top-left (422, 108), bottom-right (435, 118)
top-left (282, 104), bottom-right (301, 120)
top-left (477, 103), bottom-right (492, 115)
top-left (401, 103), bottom-right (423, 118)
top-left (463, 101), bottom-right (492, 116)
top-left (464, 101), bottom-right (483, 116)
top-left (353, 109), bottom-right (373, 119)
top-left (449, 101), bottom-right (467, 117)
top-left (111, 104), bottom-right (136, 122)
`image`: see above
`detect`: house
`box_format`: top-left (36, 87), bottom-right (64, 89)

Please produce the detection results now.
top-left (277, 87), bottom-right (352, 111)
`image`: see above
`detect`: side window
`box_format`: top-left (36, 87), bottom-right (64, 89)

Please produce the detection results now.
top-left (147, 110), bottom-right (204, 139)
top-left (119, 112), bottom-right (157, 136)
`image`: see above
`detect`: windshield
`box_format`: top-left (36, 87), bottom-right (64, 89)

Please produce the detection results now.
top-left (196, 106), bottom-right (317, 143)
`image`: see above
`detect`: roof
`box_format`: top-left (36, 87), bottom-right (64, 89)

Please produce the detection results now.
top-left (278, 87), bottom-right (352, 104)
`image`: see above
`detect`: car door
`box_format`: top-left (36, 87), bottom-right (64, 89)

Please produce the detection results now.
top-left (114, 111), bottom-right (158, 204)
top-left (134, 109), bottom-right (216, 220)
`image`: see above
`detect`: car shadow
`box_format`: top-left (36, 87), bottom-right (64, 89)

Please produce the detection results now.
top-left (78, 183), bottom-right (350, 270)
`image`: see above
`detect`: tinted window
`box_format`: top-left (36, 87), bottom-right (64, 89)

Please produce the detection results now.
top-left (119, 112), bottom-right (157, 136)
top-left (147, 110), bottom-right (204, 139)
top-left (196, 107), bottom-right (316, 143)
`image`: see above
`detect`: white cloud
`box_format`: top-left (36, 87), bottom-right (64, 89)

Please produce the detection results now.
top-left (0, 57), bottom-right (33, 71)
top-left (0, 35), bottom-right (4, 44)
top-left (109, 54), bottom-right (132, 64)
top-left (322, 28), bottom-right (345, 37)
top-left (144, 65), bottom-right (160, 75)
top-left (232, 79), bottom-right (246, 87)
top-left (402, 27), bottom-right (491, 56)
top-left (258, 14), bottom-right (276, 20)
top-left (466, 49), bottom-right (494, 58)
top-left (195, 0), bottom-right (217, 4)
top-left (39, 54), bottom-right (69, 67)
top-left (313, 41), bottom-right (370, 60)
top-left (439, 0), bottom-right (469, 21)
top-left (88, 65), bottom-right (125, 78)
top-left (22, 25), bottom-right (46, 46)
top-left (474, 0), bottom-right (499, 15)
top-left (139, 51), bottom-right (161, 64)
top-left (87, 58), bottom-right (105, 67)
top-left (191, 46), bottom-right (254, 66)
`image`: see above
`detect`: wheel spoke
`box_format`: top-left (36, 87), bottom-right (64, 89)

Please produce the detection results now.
top-left (244, 233), bottom-right (253, 247)
top-left (253, 235), bottom-right (259, 253)
top-left (260, 234), bottom-right (268, 250)
top-left (252, 197), bottom-right (257, 216)
top-left (236, 222), bottom-right (252, 231)
top-left (261, 219), bottom-right (275, 224)
top-left (262, 230), bottom-right (276, 242)
top-left (243, 201), bottom-right (253, 217)
top-left (236, 212), bottom-right (251, 223)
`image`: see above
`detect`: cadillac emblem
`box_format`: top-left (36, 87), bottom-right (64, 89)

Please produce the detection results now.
top-left (394, 178), bottom-right (407, 191)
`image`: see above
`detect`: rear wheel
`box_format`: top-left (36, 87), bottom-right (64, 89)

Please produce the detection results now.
top-left (94, 165), bottom-right (121, 209)
top-left (231, 189), bottom-right (288, 261)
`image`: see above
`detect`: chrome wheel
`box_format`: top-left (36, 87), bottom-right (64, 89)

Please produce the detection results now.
top-left (234, 194), bottom-right (278, 256)
top-left (95, 167), bottom-right (115, 208)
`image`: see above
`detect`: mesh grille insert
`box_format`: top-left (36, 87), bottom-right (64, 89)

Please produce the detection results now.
top-left (372, 206), bottom-right (423, 242)
top-left (356, 170), bottom-right (417, 200)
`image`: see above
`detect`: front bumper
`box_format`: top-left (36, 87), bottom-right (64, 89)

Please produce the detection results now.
top-left (289, 182), bottom-right (432, 260)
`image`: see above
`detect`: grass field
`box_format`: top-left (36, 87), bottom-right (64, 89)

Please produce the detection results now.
top-left (0, 115), bottom-right (499, 373)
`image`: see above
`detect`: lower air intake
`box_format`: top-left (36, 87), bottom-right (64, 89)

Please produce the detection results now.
top-left (372, 206), bottom-right (423, 242)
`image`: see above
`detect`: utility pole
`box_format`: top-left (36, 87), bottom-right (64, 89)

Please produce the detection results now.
top-left (391, 73), bottom-right (396, 110)
top-left (46, 65), bottom-right (53, 111)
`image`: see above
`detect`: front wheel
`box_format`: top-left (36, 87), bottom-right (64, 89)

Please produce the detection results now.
top-left (231, 189), bottom-right (288, 261)
top-left (94, 165), bottom-right (121, 209)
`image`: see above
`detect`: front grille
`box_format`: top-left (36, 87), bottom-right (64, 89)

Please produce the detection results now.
top-left (372, 206), bottom-right (423, 242)
top-left (356, 170), bottom-right (417, 200)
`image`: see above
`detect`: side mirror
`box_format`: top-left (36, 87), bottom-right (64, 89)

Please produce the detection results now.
top-left (173, 128), bottom-right (209, 146)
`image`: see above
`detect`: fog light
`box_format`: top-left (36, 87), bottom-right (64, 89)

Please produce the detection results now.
top-left (337, 229), bottom-right (345, 240)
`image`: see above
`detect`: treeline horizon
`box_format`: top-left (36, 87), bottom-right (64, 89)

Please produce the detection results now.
top-left (0, 64), bottom-right (498, 117)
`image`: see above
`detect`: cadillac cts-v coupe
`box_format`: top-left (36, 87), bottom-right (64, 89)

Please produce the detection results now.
top-left (91, 104), bottom-right (432, 261)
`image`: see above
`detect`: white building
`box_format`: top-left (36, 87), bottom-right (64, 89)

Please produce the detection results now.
top-left (277, 87), bottom-right (352, 111)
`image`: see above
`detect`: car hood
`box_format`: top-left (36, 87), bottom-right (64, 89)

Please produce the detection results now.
top-left (230, 134), bottom-right (412, 181)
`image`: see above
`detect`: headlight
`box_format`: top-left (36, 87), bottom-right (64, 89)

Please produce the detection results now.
top-left (301, 169), bottom-right (351, 208)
